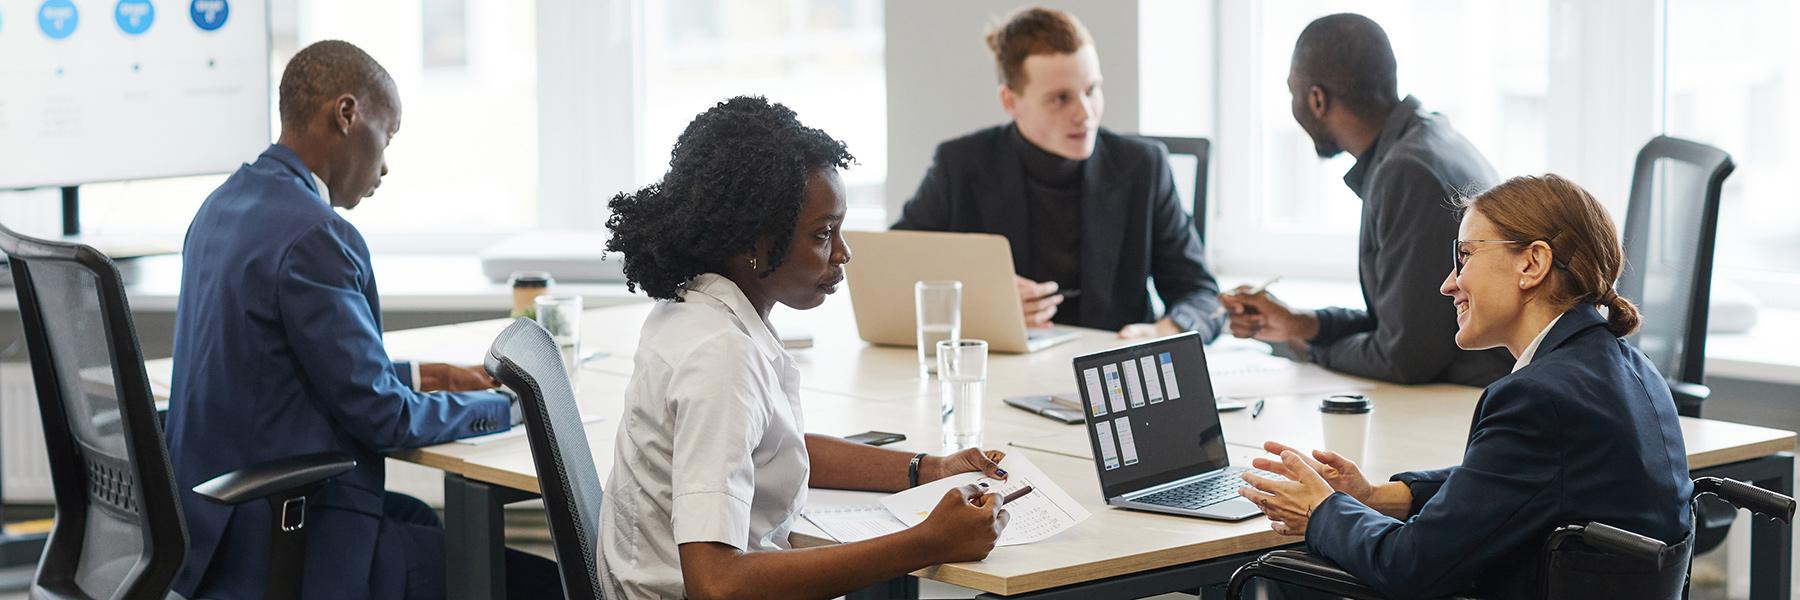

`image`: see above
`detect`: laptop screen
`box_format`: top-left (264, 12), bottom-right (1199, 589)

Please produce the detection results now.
top-left (1070, 332), bottom-right (1229, 500)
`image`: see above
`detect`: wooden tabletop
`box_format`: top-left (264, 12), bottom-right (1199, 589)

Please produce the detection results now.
top-left (135, 293), bottom-right (1797, 596)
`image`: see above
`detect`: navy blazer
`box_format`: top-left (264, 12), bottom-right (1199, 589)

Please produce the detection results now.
top-left (1305, 305), bottom-right (1692, 599)
top-left (166, 145), bottom-right (512, 599)
top-left (891, 124), bottom-right (1224, 337)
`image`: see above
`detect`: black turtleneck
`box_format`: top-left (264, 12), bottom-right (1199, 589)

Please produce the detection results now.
top-left (1012, 126), bottom-right (1085, 324)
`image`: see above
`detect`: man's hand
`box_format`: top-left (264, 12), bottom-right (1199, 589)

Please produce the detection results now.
top-left (1216, 286), bottom-right (1319, 343)
top-left (419, 363), bottom-right (498, 392)
top-left (1118, 318), bottom-right (1181, 340)
top-left (1014, 276), bottom-right (1063, 329)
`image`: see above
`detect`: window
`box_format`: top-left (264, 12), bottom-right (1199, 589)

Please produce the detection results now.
top-left (1665, 0), bottom-right (1800, 305)
top-left (1198, 1), bottom-right (1550, 278)
top-left (77, 0), bottom-right (539, 250)
top-left (639, 0), bottom-right (886, 226)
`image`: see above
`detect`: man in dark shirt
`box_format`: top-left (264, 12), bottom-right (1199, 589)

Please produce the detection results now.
top-left (1219, 13), bottom-right (1511, 386)
top-left (893, 6), bottom-right (1223, 340)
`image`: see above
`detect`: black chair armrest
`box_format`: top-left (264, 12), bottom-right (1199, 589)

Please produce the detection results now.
top-left (1227, 550), bottom-right (1386, 600)
top-left (1695, 477), bottom-right (1797, 523)
top-left (193, 452), bottom-right (356, 505)
top-left (1670, 381), bottom-right (1709, 416)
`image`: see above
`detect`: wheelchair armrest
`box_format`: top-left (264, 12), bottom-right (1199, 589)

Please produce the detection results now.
top-left (1574, 522), bottom-right (1666, 562)
top-left (193, 452), bottom-right (357, 505)
top-left (1695, 477), bottom-right (1797, 523)
top-left (1226, 550), bottom-right (1386, 600)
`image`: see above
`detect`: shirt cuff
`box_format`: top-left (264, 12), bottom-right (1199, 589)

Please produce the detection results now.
top-left (410, 361), bottom-right (422, 391)
top-left (672, 491), bottom-right (753, 550)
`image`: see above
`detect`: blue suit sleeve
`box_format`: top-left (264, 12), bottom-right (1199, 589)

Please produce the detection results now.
top-left (277, 220), bottom-right (510, 452)
top-left (1304, 379), bottom-right (1561, 598)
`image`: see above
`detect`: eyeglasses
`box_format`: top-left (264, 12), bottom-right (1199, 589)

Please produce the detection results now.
top-left (1451, 239), bottom-right (1570, 276)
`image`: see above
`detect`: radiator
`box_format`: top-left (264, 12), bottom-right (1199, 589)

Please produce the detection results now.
top-left (2, 361), bottom-right (53, 503)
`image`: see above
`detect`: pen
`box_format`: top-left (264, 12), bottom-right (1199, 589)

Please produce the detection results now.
top-left (1251, 398), bottom-right (1266, 418)
top-left (1215, 275), bottom-right (1284, 317)
top-left (1002, 485), bottom-right (1036, 504)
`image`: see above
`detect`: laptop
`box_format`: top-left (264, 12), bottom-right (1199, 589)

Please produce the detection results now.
top-left (1071, 332), bottom-right (1267, 520)
top-left (841, 230), bottom-right (1080, 353)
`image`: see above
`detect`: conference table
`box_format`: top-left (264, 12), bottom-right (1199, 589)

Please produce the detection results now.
top-left (140, 292), bottom-right (1796, 599)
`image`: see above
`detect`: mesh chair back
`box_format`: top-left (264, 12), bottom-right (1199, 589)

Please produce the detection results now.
top-left (1618, 136), bottom-right (1733, 408)
top-left (1147, 136), bottom-right (1212, 244)
top-left (0, 224), bottom-right (187, 599)
top-left (487, 318), bottom-right (604, 599)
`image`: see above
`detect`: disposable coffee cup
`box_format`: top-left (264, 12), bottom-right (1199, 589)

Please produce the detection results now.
top-left (1319, 394), bottom-right (1373, 466)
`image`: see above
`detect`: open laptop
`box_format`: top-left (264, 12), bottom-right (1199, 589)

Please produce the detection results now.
top-left (842, 230), bottom-right (1079, 353)
top-left (1071, 332), bottom-right (1266, 520)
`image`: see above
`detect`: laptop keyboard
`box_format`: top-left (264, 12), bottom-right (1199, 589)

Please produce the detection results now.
top-left (1134, 467), bottom-right (1280, 510)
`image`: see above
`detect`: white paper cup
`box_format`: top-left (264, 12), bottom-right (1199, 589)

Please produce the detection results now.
top-left (1319, 394), bottom-right (1373, 466)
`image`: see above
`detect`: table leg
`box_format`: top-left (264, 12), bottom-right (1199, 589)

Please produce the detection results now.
top-left (846, 575), bottom-right (919, 600)
top-left (444, 474), bottom-right (537, 600)
top-left (1749, 454), bottom-right (1793, 600)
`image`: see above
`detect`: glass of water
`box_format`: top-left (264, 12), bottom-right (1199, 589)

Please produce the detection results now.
top-left (915, 280), bottom-right (962, 378)
top-left (937, 339), bottom-right (987, 453)
top-left (533, 294), bottom-right (583, 393)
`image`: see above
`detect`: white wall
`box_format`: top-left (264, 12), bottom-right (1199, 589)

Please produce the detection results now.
top-left (882, 1), bottom-right (1142, 220)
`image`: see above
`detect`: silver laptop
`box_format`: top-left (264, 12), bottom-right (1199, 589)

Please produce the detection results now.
top-left (1072, 332), bottom-right (1266, 520)
top-left (842, 230), bottom-right (1079, 353)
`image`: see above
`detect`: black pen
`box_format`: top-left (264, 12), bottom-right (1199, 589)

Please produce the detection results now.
top-left (1251, 398), bottom-right (1266, 418)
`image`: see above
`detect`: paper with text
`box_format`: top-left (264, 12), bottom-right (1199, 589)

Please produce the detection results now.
top-left (879, 454), bottom-right (1089, 546)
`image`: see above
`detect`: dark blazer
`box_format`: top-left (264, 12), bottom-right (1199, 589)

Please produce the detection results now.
top-left (1311, 96), bottom-right (1513, 386)
top-left (892, 124), bottom-right (1223, 338)
top-left (167, 144), bottom-right (512, 599)
top-left (1306, 305), bottom-right (1692, 599)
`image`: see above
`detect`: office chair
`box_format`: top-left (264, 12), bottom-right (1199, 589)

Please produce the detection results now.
top-left (487, 318), bottom-right (605, 599)
top-left (1224, 476), bottom-right (1796, 600)
top-left (1617, 136), bottom-right (1734, 420)
top-left (0, 224), bottom-right (354, 600)
top-left (1147, 136), bottom-right (1212, 244)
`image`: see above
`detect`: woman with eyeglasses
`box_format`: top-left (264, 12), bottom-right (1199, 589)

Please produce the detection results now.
top-left (1239, 175), bottom-right (1693, 599)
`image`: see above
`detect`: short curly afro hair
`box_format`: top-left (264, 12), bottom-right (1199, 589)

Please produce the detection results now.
top-left (605, 96), bottom-right (854, 300)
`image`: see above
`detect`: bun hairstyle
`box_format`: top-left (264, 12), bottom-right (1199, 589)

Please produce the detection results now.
top-left (1455, 175), bottom-right (1641, 337)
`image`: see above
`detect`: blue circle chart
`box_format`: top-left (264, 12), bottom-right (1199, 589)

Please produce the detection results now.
top-left (190, 0), bottom-right (229, 31)
top-left (38, 0), bottom-right (78, 40)
top-left (116, 0), bottom-right (155, 35)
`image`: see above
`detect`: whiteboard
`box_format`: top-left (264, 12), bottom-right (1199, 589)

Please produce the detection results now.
top-left (0, 0), bottom-right (270, 189)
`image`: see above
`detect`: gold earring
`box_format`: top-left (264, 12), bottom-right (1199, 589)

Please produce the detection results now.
top-left (748, 256), bottom-right (757, 271)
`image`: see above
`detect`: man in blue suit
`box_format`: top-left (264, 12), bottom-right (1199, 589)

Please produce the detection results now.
top-left (167, 41), bottom-right (556, 599)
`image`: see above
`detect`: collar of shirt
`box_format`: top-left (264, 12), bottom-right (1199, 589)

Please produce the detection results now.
top-left (1342, 95), bottom-right (1425, 194)
top-left (682, 273), bottom-right (788, 365)
top-left (309, 172), bottom-right (331, 207)
top-left (1512, 313), bottom-right (1565, 373)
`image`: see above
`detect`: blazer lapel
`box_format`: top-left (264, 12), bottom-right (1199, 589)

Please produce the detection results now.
top-left (1079, 137), bottom-right (1127, 324)
top-left (1537, 304), bottom-right (1609, 357)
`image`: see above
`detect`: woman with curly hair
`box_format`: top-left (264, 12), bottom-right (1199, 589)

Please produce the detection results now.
top-left (599, 96), bottom-right (1013, 600)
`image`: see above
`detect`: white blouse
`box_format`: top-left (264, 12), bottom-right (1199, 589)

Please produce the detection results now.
top-left (1511, 314), bottom-right (1565, 373)
top-left (600, 273), bottom-right (810, 600)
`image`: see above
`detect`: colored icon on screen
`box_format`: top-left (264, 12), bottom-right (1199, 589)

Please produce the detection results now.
top-left (39, 0), bottom-right (79, 40)
top-left (191, 0), bottom-right (229, 31)
top-left (116, 0), bottom-right (155, 35)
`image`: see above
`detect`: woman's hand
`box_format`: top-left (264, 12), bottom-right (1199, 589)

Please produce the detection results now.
top-left (913, 484), bottom-right (1009, 563)
top-left (1250, 441), bottom-right (1375, 504)
top-left (919, 448), bottom-right (1007, 484)
top-left (1239, 450), bottom-right (1337, 536)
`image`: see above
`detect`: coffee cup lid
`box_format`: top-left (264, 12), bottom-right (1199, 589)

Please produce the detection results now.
top-left (1320, 394), bottom-right (1371, 414)
top-left (510, 271), bottom-right (553, 288)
